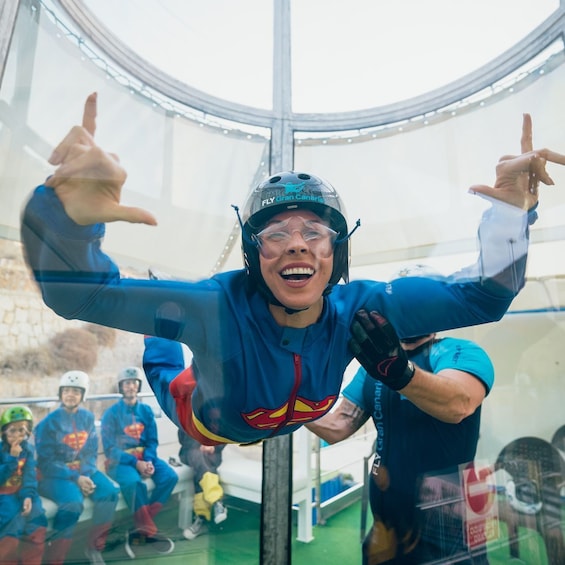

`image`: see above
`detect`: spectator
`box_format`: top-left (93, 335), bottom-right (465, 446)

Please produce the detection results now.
top-left (145, 273), bottom-right (228, 540)
top-left (101, 367), bottom-right (177, 558)
top-left (34, 371), bottom-right (119, 565)
top-left (178, 429), bottom-right (227, 540)
top-left (0, 406), bottom-right (47, 565)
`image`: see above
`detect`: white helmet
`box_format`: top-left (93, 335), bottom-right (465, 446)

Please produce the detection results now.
top-left (117, 367), bottom-right (143, 393)
top-left (59, 370), bottom-right (89, 400)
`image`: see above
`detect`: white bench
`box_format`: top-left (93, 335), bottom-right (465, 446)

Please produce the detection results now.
top-left (42, 463), bottom-right (195, 531)
top-left (219, 430), bottom-right (314, 543)
top-left (41, 426), bottom-right (315, 542)
top-left (40, 421), bottom-right (369, 544)
top-left (156, 412), bottom-right (315, 542)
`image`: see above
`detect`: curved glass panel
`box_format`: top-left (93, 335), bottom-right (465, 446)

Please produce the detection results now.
top-left (295, 59), bottom-right (565, 280)
top-left (0, 1), bottom-right (270, 279)
top-left (83, 0), bottom-right (274, 110)
top-left (291, 0), bottom-right (559, 112)
top-left (82, 0), bottom-right (559, 113)
top-left (0, 3), bottom-right (271, 562)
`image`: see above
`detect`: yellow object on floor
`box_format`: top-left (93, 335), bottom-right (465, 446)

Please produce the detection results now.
top-left (193, 492), bottom-right (211, 521)
top-left (200, 471), bottom-right (224, 505)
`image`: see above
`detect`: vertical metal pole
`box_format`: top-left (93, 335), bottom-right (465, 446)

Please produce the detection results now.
top-left (360, 455), bottom-right (370, 543)
top-left (271, 0), bottom-right (294, 172)
top-left (260, 1), bottom-right (295, 564)
top-left (261, 436), bottom-right (293, 565)
top-left (314, 437), bottom-right (325, 526)
top-left (0, 0), bottom-right (21, 86)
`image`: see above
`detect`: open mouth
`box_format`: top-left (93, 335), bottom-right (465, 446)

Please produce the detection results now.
top-left (281, 267), bottom-right (314, 281)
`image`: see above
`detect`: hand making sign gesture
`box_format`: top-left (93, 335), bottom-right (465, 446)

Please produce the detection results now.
top-left (45, 92), bottom-right (157, 226)
top-left (471, 113), bottom-right (565, 210)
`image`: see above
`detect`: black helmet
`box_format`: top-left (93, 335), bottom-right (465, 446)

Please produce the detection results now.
top-left (241, 171), bottom-right (350, 303)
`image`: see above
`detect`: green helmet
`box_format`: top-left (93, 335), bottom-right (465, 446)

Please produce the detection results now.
top-left (1, 405), bottom-right (34, 431)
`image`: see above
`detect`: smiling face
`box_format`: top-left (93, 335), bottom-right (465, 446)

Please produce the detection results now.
top-left (60, 386), bottom-right (83, 412)
top-left (259, 209), bottom-right (334, 321)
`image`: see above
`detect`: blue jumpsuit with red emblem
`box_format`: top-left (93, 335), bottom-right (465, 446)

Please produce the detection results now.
top-left (21, 185), bottom-right (534, 445)
top-left (0, 438), bottom-right (47, 565)
top-left (34, 406), bottom-right (119, 565)
top-left (101, 399), bottom-right (178, 536)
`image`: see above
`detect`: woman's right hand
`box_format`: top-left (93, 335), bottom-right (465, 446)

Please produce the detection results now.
top-left (45, 92), bottom-right (157, 226)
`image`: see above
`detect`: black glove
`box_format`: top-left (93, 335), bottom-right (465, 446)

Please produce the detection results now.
top-left (349, 309), bottom-right (415, 390)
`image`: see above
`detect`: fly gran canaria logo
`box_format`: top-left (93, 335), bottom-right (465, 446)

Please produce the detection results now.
top-left (260, 180), bottom-right (325, 208)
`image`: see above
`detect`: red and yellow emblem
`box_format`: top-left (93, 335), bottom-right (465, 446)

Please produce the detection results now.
top-left (242, 395), bottom-right (336, 429)
top-left (0, 459), bottom-right (25, 493)
top-left (62, 430), bottom-right (89, 450)
top-left (124, 422), bottom-right (144, 440)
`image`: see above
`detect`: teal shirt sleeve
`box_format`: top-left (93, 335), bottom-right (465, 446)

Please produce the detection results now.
top-left (429, 337), bottom-right (495, 394)
top-left (341, 366), bottom-right (370, 410)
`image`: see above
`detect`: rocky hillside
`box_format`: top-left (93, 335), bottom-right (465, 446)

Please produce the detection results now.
top-left (0, 238), bottom-right (146, 402)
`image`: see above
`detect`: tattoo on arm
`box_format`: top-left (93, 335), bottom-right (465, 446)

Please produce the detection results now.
top-left (338, 399), bottom-right (369, 434)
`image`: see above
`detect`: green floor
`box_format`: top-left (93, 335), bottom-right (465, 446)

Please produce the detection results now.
top-left (63, 496), bottom-right (364, 564)
top-left (61, 495), bottom-right (561, 564)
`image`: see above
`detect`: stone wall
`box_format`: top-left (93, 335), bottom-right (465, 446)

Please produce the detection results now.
top-left (0, 239), bottom-right (80, 352)
top-left (0, 239), bottom-right (144, 400)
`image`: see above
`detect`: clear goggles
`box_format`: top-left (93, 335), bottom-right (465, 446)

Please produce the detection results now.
top-left (252, 216), bottom-right (338, 259)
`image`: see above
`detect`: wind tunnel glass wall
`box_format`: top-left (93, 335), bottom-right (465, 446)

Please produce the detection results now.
top-left (0, 2), bottom-right (270, 563)
top-left (294, 44), bottom-right (565, 564)
top-left (295, 58), bottom-right (565, 282)
top-left (3, 1), bottom-right (565, 564)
